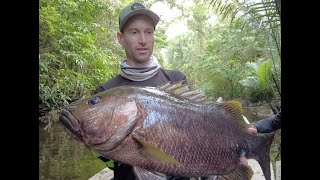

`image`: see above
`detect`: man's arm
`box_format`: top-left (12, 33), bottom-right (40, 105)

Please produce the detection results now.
top-left (248, 112), bottom-right (281, 134)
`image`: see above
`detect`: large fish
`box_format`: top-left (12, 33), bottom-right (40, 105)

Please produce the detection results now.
top-left (59, 81), bottom-right (274, 180)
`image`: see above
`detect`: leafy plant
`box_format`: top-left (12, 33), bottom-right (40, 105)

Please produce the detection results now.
top-left (240, 59), bottom-right (275, 102)
top-left (39, 0), bottom-right (122, 108)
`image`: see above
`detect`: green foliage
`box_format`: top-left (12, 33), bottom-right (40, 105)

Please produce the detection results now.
top-left (240, 59), bottom-right (275, 102)
top-left (162, 0), bottom-right (280, 102)
top-left (106, 160), bottom-right (115, 168)
top-left (165, 16), bottom-right (273, 101)
top-left (208, 0), bottom-right (281, 97)
top-left (39, 0), bottom-right (281, 108)
top-left (40, 0), bottom-right (123, 108)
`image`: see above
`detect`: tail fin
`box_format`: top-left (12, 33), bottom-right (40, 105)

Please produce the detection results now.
top-left (250, 132), bottom-right (275, 180)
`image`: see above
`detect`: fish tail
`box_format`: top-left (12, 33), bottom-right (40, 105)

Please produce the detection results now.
top-left (251, 132), bottom-right (275, 180)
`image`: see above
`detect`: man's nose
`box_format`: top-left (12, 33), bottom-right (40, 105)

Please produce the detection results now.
top-left (139, 33), bottom-right (146, 45)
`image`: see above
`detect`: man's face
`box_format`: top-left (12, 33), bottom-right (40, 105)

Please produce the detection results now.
top-left (117, 15), bottom-right (155, 67)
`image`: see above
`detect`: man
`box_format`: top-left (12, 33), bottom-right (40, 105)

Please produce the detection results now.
top-left (94, 2), bottom-right (187, 94)
top-left (93, 2), bottom-right (189, 180)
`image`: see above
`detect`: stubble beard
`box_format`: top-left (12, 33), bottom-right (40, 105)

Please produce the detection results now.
top-left (131, 50), bottom-right (152, 66)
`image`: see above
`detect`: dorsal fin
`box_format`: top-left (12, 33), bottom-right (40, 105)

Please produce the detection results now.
top-left (216, 101), bottom-right (248, 128)
top-left (157, 81), bottom-right (214, 104)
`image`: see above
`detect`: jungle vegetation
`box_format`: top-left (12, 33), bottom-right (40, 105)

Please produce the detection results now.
top-left (39, 0), bottom-right (281, 109)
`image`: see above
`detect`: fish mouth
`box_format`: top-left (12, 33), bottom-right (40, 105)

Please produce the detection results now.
top-left (59, 109), bottom-right (81, 133)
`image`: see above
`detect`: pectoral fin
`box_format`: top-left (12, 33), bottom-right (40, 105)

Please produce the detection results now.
top-left (132, 134), bottom-right (181, 165)
top-left (133, 167), bottom-right (167, 180)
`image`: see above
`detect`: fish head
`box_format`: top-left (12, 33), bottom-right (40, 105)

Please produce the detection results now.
top-left (59, 90), bottom-right (140, 151)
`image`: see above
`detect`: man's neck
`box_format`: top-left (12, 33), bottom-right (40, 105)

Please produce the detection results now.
top-left (126, 59), bottom-right (151, 68)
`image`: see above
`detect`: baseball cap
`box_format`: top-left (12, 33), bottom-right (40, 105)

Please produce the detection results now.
top-left (119, 2), bottom-right (160, 32)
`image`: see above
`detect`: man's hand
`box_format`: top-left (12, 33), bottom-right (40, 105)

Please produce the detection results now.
top-left (239, 156), bottom-right (248, 165)
top-left (247, 125), bottom-right (258, 135)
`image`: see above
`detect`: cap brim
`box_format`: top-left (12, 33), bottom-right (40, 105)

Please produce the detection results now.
top-left (120, 9), bottom-right (160, 31)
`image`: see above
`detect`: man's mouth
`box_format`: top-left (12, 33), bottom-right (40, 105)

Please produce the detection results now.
top-left (137, 48), bottom-right (148, 54)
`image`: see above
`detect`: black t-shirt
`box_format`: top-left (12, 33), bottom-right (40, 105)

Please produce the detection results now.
top-left (94, 68), bottom-right (189, 180)
top-left (94, 68), bottom-right (187, 94)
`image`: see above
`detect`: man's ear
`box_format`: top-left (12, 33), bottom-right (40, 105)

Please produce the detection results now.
top-left (117, 32), bottom-right (124, 45)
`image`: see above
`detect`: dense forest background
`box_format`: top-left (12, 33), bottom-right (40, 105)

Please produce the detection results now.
top-left (39, 0), bottom-right (281, 110)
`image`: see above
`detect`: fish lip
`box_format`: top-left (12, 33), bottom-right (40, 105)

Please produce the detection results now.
top-left (59, 109), bottom-right (80, 132)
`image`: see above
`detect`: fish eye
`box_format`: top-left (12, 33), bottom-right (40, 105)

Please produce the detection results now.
top-left (89, 96), bottom-right (100, 105)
